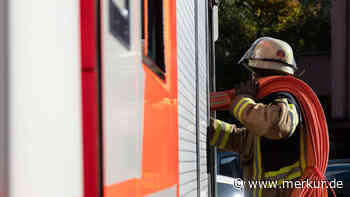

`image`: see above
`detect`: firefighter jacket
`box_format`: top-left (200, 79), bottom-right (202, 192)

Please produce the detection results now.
top-left (210, 92), bottom-right (308, 197)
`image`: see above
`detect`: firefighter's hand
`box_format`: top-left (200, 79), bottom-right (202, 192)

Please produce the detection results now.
top-left (210, 117), bottom-right (246, 132)
top-left (234, 78), bottom-right (259, 97)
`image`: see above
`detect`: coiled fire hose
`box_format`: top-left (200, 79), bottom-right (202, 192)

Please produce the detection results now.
top-left (210, 75), bottom-right (335, 197)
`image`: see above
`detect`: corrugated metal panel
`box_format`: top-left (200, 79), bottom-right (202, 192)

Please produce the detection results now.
top-left (177, 0), bottom-right (197, 196)
top-left (197, 0), bottom-right (209, 196)
top-left (178, 0), bottom-right (209, 196)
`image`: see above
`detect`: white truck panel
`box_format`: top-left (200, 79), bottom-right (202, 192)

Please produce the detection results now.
top-left (8, 0), bottom-right (83, 196)
top-left (101, 0), bottom-right (144, 185)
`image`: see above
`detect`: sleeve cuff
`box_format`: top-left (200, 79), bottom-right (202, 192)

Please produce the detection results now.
top-left (232, 96), bottom-right (256, 121)
top-left (210, 119), bottom-right (233, 148)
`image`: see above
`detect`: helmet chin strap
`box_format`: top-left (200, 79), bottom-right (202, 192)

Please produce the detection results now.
top-left (296, 68), bottom-right (305, 77)
top-left (295, 63), bottom-right (313, 78)
top-left (239, 59), bottom-right (256, 75)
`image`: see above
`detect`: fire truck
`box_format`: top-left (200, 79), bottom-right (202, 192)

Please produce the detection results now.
top-left (0, 0), bottom-right (222, 196)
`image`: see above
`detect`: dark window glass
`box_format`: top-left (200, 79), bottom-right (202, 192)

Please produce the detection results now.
top-left (141, 0), bottom-right (144, 39)
top-left (109, 0), bottom-right (130, 49)
top-left (147, 0), bottom-right (165, 73)
top-left (217, 151), bottom-right (242, 178)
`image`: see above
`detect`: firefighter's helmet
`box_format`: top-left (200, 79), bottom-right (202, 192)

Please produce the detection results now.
top-left (239, 37), bottom-right (297, 75)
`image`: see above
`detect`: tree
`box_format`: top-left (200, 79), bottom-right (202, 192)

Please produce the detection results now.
top-left (214, 0), bottom-right (331, 121)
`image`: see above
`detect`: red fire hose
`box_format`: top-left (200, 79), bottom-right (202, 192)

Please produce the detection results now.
top-left (211, 75), bottom-right (335, 197)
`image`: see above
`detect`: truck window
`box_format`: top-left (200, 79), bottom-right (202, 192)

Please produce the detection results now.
top-left (142, 0), bottom-right (166, 80)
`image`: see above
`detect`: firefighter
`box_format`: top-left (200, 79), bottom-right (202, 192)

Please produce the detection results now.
top-left (210, 37), bottom-right (306, 197)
